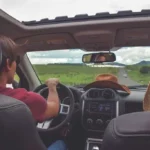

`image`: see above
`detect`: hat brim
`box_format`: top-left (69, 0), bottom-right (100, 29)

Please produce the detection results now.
top-left (84, 80), bottom-right (131, 94)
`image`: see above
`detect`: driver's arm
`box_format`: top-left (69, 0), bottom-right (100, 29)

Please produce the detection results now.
top-left (21, 78), bottom-right (60, 122)
top-left (43, 78), bottom-right (60, 120)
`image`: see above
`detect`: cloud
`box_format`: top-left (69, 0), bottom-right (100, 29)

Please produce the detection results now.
top-left (27, 47), bottom-right (150, 65)
top-left (28, 49), bottom-right (85, 64)
top-left (114, 47), bottom-right (150, 64)
top-left (28, 49), bottom-right (87, 58)
top-left (1, 0), bottom-right (150, 21)
top-left (30, 58), bottom-right (68, 64)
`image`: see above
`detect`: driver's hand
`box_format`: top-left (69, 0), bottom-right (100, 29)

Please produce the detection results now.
top-left (45, 78), bottom-right (59, 89)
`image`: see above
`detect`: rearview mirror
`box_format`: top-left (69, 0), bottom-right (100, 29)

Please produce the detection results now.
top-left (82, 52), bottom-right (116, 63)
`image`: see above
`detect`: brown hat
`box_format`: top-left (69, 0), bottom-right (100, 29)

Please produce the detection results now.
top-left (84, 74), bottom-right (131, 94)
top-left (143, 83), bottom-right (150, 111)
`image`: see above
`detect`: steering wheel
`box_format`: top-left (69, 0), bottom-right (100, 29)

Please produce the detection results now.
top-left (33, 83), bottom-right (75, 132)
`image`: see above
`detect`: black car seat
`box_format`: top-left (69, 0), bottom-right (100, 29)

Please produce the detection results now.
top-left (0, 46), bottom-right (47, 150)
top-left (0, 94), bottom-right (47, 150)
top-left (102, 111), bottom-right (150, 150)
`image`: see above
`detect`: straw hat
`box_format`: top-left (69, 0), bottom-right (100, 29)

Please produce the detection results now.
top-left (84, 73), bottom-right (131, 94)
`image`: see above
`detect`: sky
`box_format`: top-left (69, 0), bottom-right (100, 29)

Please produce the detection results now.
top-left (27, 47), bottom-right (150, 65)
top-left (1, 0), bottom-right (150, 21)
top-left (1, 0), bottom-right (150, 65)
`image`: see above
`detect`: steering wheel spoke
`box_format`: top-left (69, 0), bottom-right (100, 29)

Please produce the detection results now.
top-left (37, 119), bottom-right (53, 129)
top-left (60, 104), bottom-right (70, 115)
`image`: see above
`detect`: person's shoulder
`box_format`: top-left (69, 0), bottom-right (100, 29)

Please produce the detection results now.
top-left (9, 88), bottom-right (28, 94)
top-left (13, 88), bottom-right (45, 104)
top-left (26, 91), bottom-right (45, 101)
top-left (0, 87), bottom-right (28, 101)
top-left (13, 89), bottom-right (43, 100)
top-left (0, 87), bottom-right (45, 100)
top-left (0, 86), bottom-right (26, 93)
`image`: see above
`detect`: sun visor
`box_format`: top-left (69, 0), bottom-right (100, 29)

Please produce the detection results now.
top-left (74, 30), bottom-right (115, 51)
top-left (115, 28), bottom-right (150, 47)
top-left (15, 33), bottom-right (77, 52)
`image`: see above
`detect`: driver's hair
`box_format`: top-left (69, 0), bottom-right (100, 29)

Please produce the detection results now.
top-left (0, 35), bottom-right (19, 65)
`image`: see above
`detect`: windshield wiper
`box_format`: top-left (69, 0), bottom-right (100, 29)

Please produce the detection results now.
top-left (128, 85), bottom-right (148, 89)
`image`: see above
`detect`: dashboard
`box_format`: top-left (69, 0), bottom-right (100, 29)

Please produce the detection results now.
top-left (38, 84), bottom-right (145, 150)
top-left (81, 87), bottom-right (144, 133)
top-left (86, 88), bottom-right (116, 99)
top-left (39, 85), bottom-right (145, 134)
top-left (78, 87), bottom-right (144, 133)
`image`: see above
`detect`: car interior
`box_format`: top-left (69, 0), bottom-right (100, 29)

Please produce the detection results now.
top-left (1, 9), bottom-right (150, 150)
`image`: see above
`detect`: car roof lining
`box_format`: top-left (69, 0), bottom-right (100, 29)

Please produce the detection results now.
top-left (1, 9), bottom-right (150, 52)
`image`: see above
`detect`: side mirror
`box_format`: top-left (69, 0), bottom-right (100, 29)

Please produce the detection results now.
top-left (82, 52), bottom-right (116, 63)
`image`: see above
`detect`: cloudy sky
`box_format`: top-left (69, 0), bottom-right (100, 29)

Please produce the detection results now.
top-left (1, 0), bottom-right (150, 65)
top-left (27, 47), bottom-right (150, 65)
top-left (1, 0), bottom-right (150, 21)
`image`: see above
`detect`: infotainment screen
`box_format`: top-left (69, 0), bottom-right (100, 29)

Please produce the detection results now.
top-left (90, 102), bottom-right (112, 113)
top-left (99, 103), bottom-right (111, 113)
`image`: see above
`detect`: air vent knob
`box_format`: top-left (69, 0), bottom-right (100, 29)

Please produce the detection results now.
top-left (96, 119), bottom-right (103, 126)
top-left (87, 118), bottom-right (93, 125)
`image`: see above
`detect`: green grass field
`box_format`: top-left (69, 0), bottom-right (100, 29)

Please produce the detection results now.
top-left (32, 64), bottom-right (119, 86)
top-left (126, 65), bottom-right (150, 85)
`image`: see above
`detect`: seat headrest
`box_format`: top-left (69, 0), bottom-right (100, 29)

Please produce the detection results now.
top-left (0, 94), bottom-right (47, 150)
top-left (102, 112), bottom-right (150, 150)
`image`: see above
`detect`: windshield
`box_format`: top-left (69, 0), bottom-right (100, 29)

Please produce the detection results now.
top-left (1, 0), bottom-right (150, 21)
top-left (27, 47), bottom-right (150, 87)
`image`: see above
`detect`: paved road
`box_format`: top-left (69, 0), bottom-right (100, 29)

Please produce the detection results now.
top-left (117, 68), bottom-right (140, 86)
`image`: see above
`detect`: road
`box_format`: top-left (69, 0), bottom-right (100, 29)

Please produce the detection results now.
top-left (117, 68), bottom-right (140, 86)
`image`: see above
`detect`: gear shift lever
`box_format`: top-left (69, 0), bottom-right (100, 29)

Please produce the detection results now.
top-left (92, 145), bottom-right (99, 150)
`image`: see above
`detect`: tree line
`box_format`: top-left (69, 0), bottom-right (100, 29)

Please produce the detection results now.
top-left (140, 66), bottom-right (150, 74)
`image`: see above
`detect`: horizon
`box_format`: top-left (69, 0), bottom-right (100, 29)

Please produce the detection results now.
top-left (27, 48), bottom-right (150, 65)
top-left (29, 59), bottom-right (148, 66)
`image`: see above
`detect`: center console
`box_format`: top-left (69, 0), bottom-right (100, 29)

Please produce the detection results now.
top-left (82, 100), bottom-right (118, 131)
top-left (82, 88), bottom-right (119, 150)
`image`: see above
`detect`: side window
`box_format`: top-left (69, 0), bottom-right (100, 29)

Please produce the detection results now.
top-left (6, 73), bottom-right (20, 89)
top-left (14, 73), bottom-right (20, 82)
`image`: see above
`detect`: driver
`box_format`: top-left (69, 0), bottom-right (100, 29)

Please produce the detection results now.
top-left (95, 55), bottom-right (106, 62)
top-left (0, 36), bottom-right (67, 150)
